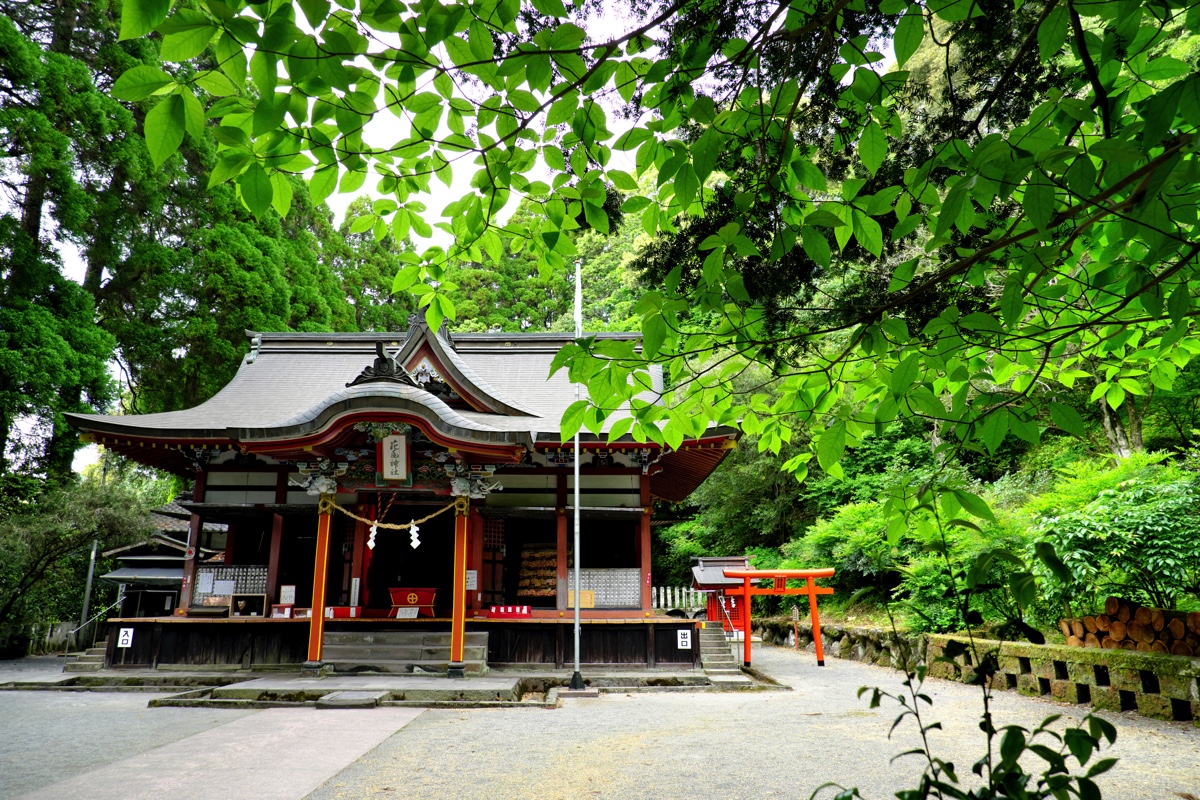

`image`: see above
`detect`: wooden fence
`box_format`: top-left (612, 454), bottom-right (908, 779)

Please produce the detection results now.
top-left (652, 586), bottom-right (706, 612)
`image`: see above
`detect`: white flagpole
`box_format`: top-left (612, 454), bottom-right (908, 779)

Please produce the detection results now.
top-left (570, 258), bottom-right (584, 690)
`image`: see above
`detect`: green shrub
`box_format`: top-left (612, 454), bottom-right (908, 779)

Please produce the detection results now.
top-left (1034, 467), bottom-right (1200, 612)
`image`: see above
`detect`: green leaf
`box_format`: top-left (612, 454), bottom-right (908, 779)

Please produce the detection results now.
top-left (889, 353), bottom-right (920, 395)
top-left (1048, 402), bottom-right (1087, 437)
top-left (1034, 541), bottom-right (1073, 584)
top-left (642, 313), bottom-right (667, 359)
top-left (691, 128), bottom-right (721, 183)
top-left (952, 489), bottom-right (995, 522)
top-left (857, 120), bottom-right (887, 176)
top-left (800, 227), bottom-right (830, 269)
top-left (310, 166), bottom-right (338, 205)
top-left (144, 94), bottom-right (186, 167)
top-left (674, 163), bottom-right (699, 209)
top-left (1001, 277), bottom-right (1024, 328)
top-left (1038, 5), bottom-right (1068, 60)
top-left (160, 23), bottom-right (217, 60)
top-left (894, 8), bottom-right (925, 68)
top-left (238, 163), bottom-right (273, 219)
top-left (269, 171), bottom-right (293, 218)
top-left (112, 65), bottom-right (175, 101)
top-left (120, 0), bottom-right (170, 40)
top-left (179, 88), bottom-right (205, 141)
top-left (816, 421), bottom-right (847, 472)
top-left (851, 210), bottom-right (883, 258)
top-left (194, 70), bottom-right (238, 97)
top-left (530, 0), bottom-right (569, 17)
top-left (1023, 171), bottom-right (1055, 231)
top-left (560, 399), bottom-right (589, 441)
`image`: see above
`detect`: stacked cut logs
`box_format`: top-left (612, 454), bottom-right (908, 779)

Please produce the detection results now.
top-left (1059, 597), bottom-right (1200, 655)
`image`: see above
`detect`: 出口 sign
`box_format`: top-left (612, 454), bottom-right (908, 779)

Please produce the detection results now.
top-left (381, 434), bottom-right (408, 481)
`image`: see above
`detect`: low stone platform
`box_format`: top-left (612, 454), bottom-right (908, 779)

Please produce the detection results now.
top-left (209, 674), bottom-right (523, 704)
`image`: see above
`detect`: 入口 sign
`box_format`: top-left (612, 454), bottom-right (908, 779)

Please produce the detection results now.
top-left (381, 434), bottom-right (409, 481)
top-left (117, 628), bottom-right (134, 648)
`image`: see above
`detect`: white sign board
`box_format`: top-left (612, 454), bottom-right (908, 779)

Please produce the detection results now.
top-left (381, 434), bottom-right (409, 480)
top-left (213, 580), bottom-right (236, 596)
top-left (196, 572), bottom-right (214, 594)
top-left (394, 607), bottom-right (419, 619)
top-left (349, 578), bottom-right (360, 608)
top-left (280, 585), bottom-right (296, 605)
top-left (117, 628), bottom-right (134, 648)
top-left (677, 629), bottom-right (692, 649)
top-left (465, 570), bottom-right (478, 591)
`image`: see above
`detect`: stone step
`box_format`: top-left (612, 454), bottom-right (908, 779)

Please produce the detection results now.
top-left (708, 673), bottom-right (753, 688)
top-left (85, 646), bottom-right (107, 656)
top-left (326, 659), bottom-right (487, 674)
top-left (322, 631), bottom-right (488, 647)
top-left (321, 645), bottom-right (487, 662)
top-left (63, 662), bottom-right (102, 673)
top-left (315, 690), bottom-right (390, 709)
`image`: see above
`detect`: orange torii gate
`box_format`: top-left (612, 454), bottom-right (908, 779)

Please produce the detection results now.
top-left (723, 568), bottom-right (835, 668)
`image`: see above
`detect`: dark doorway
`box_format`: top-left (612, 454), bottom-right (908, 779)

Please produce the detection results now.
top-left (366, 505), bottom-right (455, 614)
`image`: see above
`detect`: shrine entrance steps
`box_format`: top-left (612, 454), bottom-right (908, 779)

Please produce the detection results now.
top-left (321, 630), bottom-right (489, 675)
top-left (698, 626), bottom-right (752, 688)
top-left (62, 639), bottom-right (108, 673)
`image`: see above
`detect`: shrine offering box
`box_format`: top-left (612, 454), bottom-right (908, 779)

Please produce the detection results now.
top-left (230, 594), bottom-right (267, 617)
top-left (324, 606), bottom-right (361, 618)
top-left (270, 604), bottom-right (293, 618)
top-left (292, 607), bottom-right (312, 619)
top-left (388, 587), bottom-right (437, 618)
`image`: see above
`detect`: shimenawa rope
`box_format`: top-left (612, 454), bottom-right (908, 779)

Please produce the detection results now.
top-left (316, 495), bottom-right (468, 529)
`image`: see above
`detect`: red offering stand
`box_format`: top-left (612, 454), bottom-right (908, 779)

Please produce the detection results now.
top-left (389, 587), bottom-right (438, 618)
top-left (488, 605), bottom-right (532, 618)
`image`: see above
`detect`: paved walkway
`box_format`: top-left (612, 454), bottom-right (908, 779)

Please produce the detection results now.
top-left (306, 645), bottom-right (1200, 799)
top-left (2, 645), bottom-right (1198, 799)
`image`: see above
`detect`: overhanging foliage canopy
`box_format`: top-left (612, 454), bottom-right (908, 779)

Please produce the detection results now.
top-left (118, 0), bottom-right (1199, 529)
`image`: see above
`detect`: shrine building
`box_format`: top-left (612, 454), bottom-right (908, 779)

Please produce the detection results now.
top-left (68, 322), bottom-right (736, 675)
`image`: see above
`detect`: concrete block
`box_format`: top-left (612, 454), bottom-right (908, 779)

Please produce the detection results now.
top-left (1110, 668), bottom-right (1142, 693)
top-left (1136, 693), bottom-right (1174, 721)
top-left (316, 691), bottom-right (389, 709)
top-left (1157, 674), bottom-right (1198, 702)
top-left (1049, 680), bottom-right (1087, 704)
top-left (1016, 674), bottom-right (1042, 697)
top-left (1090, 686), bottom-right (1121, 712)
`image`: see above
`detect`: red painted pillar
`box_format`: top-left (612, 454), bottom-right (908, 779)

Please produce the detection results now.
top-left (807, 577), bottom-right (826, 667)
top-left (742, 576), bottom-right (753, 667)
top-left (449, 499), bottom-right (469, 676)
top-left (306, 498), bottom-right (334, 665)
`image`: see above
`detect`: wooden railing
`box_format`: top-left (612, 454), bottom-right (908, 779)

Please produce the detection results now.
top-left (652, 586), bottom-right (705, 612)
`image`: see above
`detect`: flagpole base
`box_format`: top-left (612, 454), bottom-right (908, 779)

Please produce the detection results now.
top-left (568, 670), bottom-right (585, 690)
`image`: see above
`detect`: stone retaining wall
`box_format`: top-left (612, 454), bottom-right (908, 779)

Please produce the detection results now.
top-left (927, 634), bottom-right (1200, 726)
top-left (752, 616), bottom-right (1200, 727)
top-left (752, 616), bottom-right (926, 671)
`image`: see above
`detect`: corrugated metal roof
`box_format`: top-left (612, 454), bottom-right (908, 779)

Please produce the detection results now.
top-left (100, 566), bottom-right (184, 585)
top-left (691, 556), bottom-right (753, 588)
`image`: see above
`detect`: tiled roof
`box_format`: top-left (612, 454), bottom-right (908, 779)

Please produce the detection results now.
top-left (66, 325), bottom-right (665, 443)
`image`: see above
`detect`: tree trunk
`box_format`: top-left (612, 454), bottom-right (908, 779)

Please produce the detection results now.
top-left (1097, 396), bottom-right (1133, 459)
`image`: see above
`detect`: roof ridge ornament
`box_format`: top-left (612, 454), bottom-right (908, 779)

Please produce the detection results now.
top-left (346, 341), bottom-right (421, 388)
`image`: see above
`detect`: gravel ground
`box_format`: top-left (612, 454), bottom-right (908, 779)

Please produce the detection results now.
top-left (0, 691), bottom-right (253, 799)
top-left (306, 644), bottom-right (1200, 800)
top-left (0, 655), bottom-right (66, 682)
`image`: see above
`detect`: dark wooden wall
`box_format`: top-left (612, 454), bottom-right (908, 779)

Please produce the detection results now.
top-left (105, 621), bottom-right (309, 668)
top-left (485, 623), bottom-right (699, 667)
